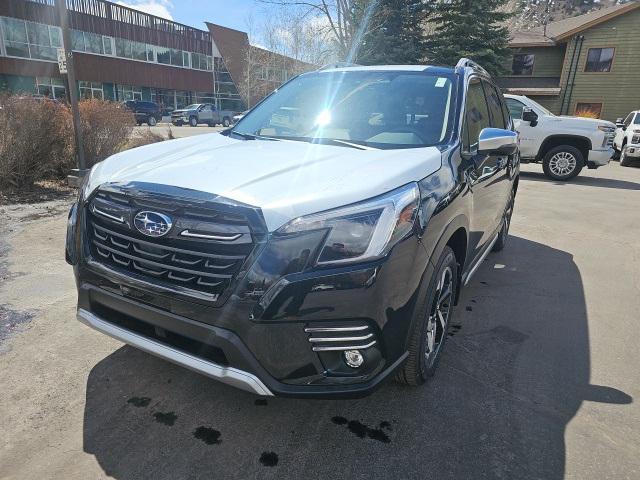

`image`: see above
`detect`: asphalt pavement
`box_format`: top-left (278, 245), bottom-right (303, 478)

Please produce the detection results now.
top-left (1, 161), bottom-right (639, 479)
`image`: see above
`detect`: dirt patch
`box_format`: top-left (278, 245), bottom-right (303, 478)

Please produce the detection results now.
top-left (0, 305), bottom-right (35, 352)
top-left (0, 180), bottom-right (76, 206)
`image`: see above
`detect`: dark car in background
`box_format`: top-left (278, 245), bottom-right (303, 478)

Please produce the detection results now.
top-left (124, 100), bottom-right (161, 126)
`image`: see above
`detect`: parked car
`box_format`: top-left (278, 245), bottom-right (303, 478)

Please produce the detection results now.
top-left (171, 103), bottom-right (233, 127)
top-left (504, 94), bottom-right (615, 180)
top-left (614, 111), bottom-right (640, 167)
top-left (123, 100), bottom-right (161, 126)
top-left (233, 110), bottom-right (249, 124)
top-left (67, 58), bottom-right (519, 398)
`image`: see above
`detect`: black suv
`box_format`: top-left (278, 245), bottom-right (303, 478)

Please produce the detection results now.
top-left (67, 59), bottom-right (519, 398)
top-left (124, 100), bottom-right (161, 126)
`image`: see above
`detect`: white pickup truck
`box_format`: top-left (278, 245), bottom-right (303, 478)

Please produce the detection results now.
top-left (504, 94), bottom-right (615, 180)
top-left (613, 110), bottom-right (640, 167)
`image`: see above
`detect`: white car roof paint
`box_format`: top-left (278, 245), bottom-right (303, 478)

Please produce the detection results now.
top-left (86, 133), bottom-right (444, 232)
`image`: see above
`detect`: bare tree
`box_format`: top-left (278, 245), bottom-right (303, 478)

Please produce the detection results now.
top-left (259, 0), bottom-right (383, 61)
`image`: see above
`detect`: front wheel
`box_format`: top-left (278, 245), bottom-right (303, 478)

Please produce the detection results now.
top-left (542, 145), bottom-right (584, 180)
top-left (147, 116), bottom-right (157, 126)
top-left (189, 116), bottom-right (198, 127)
top-left (222, 117), bottom-right (231, 128)
top-left (396, 247), bottom-right (458, 386)
top-left (620, 146), bottom-right (632, 167)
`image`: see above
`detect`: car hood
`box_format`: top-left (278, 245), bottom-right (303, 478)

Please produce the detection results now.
top-left (547, 115), bottom-right (615, 130)
top-left (85, 133), bottom-right (443, 231)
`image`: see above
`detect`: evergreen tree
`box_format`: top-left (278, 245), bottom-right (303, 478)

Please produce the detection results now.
top-left (357, 0), bottom-right (432, 65)
top-left (425, 0), bottom-right (513, 75)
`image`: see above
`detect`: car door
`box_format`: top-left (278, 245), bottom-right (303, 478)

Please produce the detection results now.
top-left (506, 97), bottom-right (537, 158)
top-left (463, 77), bottom-right (505, 261)
top-left (483, 81), bottom-right (513, 230)
top-left (199, 104), bottom-right (213, 123)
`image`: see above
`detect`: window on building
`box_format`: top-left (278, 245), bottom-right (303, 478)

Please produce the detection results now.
top-left (511, 54), bottom-right (534, 75)
top-left (575, 102), bottom-right (602, 119)
top-left (103, 36), bottom-right (113, 55)
top-left (79, 81), bottom-right (103, 100)
top-left (36, 77), bottom-right (66, 100)
top-left (585, 48), bottom-right (614, 72)
top-left (117, 84), bottom-right (143, 101)
top-left (1, 17), bottom-right (62, 61)
top-left (156, 45), bottom-right (171, 65)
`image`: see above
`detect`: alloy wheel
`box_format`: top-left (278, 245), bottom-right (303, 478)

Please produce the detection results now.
top-left (548, 151), bottom-right (577, 177)
top-left (425, 266), bottom-right (454, 368)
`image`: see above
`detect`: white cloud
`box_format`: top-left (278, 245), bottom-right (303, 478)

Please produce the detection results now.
top-left (116, 0), bottom-right (174, 20)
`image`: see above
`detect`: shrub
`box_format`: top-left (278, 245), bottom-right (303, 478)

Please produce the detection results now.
top-left (79, 99), bottom-right (135, 168)
top-left (0, 95), bottom-right (73, 190)
top-left (123, 128), bottom-right (166, 150)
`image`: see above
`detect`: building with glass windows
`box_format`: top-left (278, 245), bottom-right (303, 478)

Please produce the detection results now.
top-left (0, 0), bottom-right (311, 112)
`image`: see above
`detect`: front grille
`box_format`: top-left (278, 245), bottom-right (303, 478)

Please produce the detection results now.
top-left (305, 322), bottom-right (377, 352)
top-left (86, 187), bottom-right (257, 302)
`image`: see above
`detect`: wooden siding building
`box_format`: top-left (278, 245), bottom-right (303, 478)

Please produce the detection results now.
top-left (499, 1), bottom-right (640, 121)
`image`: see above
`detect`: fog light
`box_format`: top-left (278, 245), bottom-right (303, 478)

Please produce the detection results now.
top-left (343, 350), bottom-right (364, 368)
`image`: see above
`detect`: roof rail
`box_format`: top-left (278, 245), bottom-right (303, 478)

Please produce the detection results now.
top-left (456, 58), bottom-right (489, 76)
top-left (317, 62), bottom-right (361, 71)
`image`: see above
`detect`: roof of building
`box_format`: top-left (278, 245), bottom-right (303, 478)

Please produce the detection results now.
top-left (510, 1), bottom-right (640, 47)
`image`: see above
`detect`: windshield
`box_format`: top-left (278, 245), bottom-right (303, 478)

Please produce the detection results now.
top-left (232, 70), bottom-right (456, 149)
top-left (184, 104), bottom-right (201, 110)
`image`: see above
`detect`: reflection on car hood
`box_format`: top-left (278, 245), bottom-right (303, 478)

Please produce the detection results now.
top-left (86, 133), bottom-right (443, 231)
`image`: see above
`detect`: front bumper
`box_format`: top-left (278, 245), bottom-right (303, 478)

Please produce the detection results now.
top-left (71, 190), bottom-right (430, 397)
top-left (587, 147), bottom-right (614, 167)
top-left (623, 144), bottom-right (640, 158)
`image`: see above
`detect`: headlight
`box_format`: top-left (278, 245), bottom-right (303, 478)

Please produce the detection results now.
top-left (597, 125), bottom-right (615, 132)
top-left (276, 183), bottom-right (419, 266)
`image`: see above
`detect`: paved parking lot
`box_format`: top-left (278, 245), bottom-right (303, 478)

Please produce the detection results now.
top-left (1, 162), bottom-right (639, 479)
top-left (133, 123), bottom-right (226, 139)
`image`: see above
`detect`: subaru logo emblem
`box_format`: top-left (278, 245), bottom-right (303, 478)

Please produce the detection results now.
top-left (134, 211), bottom-right (172, 237)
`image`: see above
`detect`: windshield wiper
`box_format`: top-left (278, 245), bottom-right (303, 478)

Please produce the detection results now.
top-left (262, 135), bottom-right (379, 150)
top-left (229, 131), bottom-right (280, 141)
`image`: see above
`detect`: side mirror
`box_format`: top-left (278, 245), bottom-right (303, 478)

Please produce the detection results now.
top-left (478, 128), bottom-right (518, 156)
top-left (522, 108), bottom-right (538, 125)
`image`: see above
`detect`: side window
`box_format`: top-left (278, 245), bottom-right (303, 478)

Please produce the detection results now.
top-left (505, 98), bottom-right (525, 120)
top-left (483, 81), bottom-right (507, 129)
top-left (464, 78), bottom-right (491, 149)
top-left (623, 113), bottom-right (633, 127)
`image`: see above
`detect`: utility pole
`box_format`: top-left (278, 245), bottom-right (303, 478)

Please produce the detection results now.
top-left (55, 0), bottom-right (87, 178)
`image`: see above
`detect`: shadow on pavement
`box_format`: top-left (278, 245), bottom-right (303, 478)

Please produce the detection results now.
top-left (82, 236), bottom-right (631, 479)
top-left (520, 170), bottom-right (640, 190)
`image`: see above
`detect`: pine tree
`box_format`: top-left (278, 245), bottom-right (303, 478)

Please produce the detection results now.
top-left (425, 0), bottom-right (513, 75)
top-left (357, 0), bottom-right (431, 65)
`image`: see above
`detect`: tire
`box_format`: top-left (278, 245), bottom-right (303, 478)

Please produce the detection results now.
top-left (148, 116), bottom-right (157, 126)
top-left (396, 247), bottom-right (458, 386)
top-left (542, 145), bottom-right (584, 181)
top-left (222, 117), bottom-right (231, 127)
top-left (189, 116), bottom-right (198, 127)
top-left (620, 147), bottom-right (632, 167)
top-left (492, 188), bottom-right (515, 252)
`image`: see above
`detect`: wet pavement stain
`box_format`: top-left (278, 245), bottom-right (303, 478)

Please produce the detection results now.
top-left (379, 421), bottom-right (391, 430)
top-left (470, 299), bottom-right (477, 303)
top-left (254, 398), bottom-right (268, 406)
top-left (153, 411), bottom-right (177, 426)
top-left (259, 451), bottom-right (279, 467)
top-left (127, 396), bottom-right (151, 407)
top-left (465, 306), bottom-right (473, 311)
top-left (448, 325), bottom-right (462, 337)
top-left (193, 426), bottom-right (222, 445)
top-left (332, 417), bottom-right (391, 443)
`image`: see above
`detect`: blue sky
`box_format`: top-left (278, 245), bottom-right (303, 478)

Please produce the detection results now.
top-left (117, 0), bottom-right (264, 32)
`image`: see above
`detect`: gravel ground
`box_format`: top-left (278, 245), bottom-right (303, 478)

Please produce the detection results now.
top-left (1, 161), bottom-right (639, 480)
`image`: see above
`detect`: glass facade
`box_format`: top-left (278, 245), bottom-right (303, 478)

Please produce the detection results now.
top-left (1, 17), bottom-right (62, 61)
top-left (79, 81), bottom-right (104, 100)
top-left (36, 76), bottom-right (66, 99)
top-left (117, 84), bottom-right (142, 101)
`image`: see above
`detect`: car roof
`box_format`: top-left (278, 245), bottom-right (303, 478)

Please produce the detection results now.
top-left (316, 65), bottom-right (456, 74)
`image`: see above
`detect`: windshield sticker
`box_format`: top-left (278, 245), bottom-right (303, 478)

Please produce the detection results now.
top-left (435, 77), bottom-right (447, 88)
